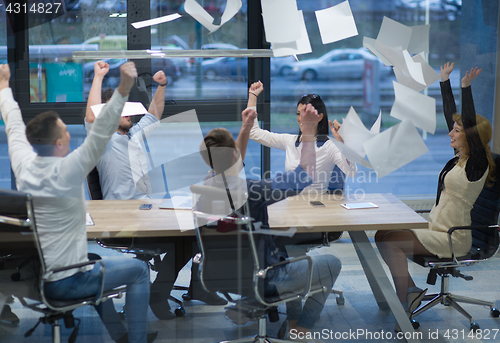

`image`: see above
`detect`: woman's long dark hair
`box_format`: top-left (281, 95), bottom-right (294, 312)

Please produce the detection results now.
top-left (296, 94), bottom-right (329, 144)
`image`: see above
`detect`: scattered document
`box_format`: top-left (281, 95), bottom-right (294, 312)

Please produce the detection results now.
top-left (261, 0), bottom-right (301, 43)
top-left (271, 10), bottom-right (311, 57)
top-left (376, 16), bottom-right (412, 50)
top-left (86, 213), bottom-right (95, 226)
top-left (341, 202), bottom-right (378, 210)
top-left (131, 13), bottom-right (181, 29)
top-left (364, 120), bottom-right (429, 178)
top-left (408, 24), bottom-right (430, 54)
top-left (91, 102), bottom-right (148, 118)
top-left (363, 37), bottom-right (392, 66)
top-left (390, 81), bottom-right (436, 134)
top-left (338, 107), bottom-right (381, 158)
top-left (184, 0), bottom-right (242, 33)
top-left (315, 1), bottom-right (358, 45)
top-left (329, 137), bottom-right (373, 169)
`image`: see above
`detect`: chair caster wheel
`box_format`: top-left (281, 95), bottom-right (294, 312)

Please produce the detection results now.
top-left (491, 308), bottom-right (500, 317)
top-left (182, 292), bottom-right (191, 301)
top-left (336, 296), bottom-right (345, 305)
top-left (412, 320), bottom-right (420, 329)
top-left (10, 272), bottom-right (20, 282)
top-left (470, 323), bottom-right (480, 332)
top-left (118, 311), bottom-right (126, 320)
top-left (174, 307), bottom-right (185, 317)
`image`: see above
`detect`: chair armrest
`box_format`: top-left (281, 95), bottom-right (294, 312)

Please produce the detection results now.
top-left (254, 255), bottom-right (315, 307)
top-left (446, 225), bottom-right (499, 263)
top-left (41, 259), bottom-right (107, 307)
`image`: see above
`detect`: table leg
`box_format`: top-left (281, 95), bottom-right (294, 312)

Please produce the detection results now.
top-left (349, 231), bottom-right (421, 343)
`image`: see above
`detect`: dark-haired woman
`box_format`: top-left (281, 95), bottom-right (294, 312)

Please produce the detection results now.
top-left (247, 81), bottom-right (357, 194)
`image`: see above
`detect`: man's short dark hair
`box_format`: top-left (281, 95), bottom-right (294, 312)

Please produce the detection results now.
top-left (200, 128), bottom-right (239, 174)
top-left (102, 88), bottom-right (114, 103)
top-left (25, 111), bottom-right (62, 156)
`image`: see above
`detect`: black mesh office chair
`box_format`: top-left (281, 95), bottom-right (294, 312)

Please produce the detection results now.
top-left (190, 184), bottom-right (326, 343)
top-left (0, 188), bottom-right (125, 343)
top-left (409, 153), bottom-right (500, 331)
top-left (85, 168), bottom-right (187, 316)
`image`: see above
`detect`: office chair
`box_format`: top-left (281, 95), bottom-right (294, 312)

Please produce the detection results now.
top-left (86, 168), bottom-right (187, 316)
top-left (409, 153), bottom-right (500, 331)
top-left (190, 183), bottom-right (326, 343)
top-left (0, 188), bottom-right (125, 343)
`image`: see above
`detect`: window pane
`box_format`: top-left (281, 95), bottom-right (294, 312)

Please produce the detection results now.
top-left (270, 1), bottom-right (471, 197)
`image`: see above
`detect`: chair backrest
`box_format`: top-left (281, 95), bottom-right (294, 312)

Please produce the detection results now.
top-left (190, 184), bottom-right (263, 298)
top-left (327, 165), bottom-right (345, 194)
top-left (469, 153), bottom-right (500, 258)
top-left (0, 189), bottom-right (39, 258)
top-left (86, 167), bottom-right (103, 200)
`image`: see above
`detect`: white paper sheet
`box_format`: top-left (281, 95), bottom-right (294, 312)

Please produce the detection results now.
top-left (375, 40), bottom-right (404, 68)
top-left (376, 16), bottom-right (412, 50)
top-left (402, 50), bottom-right (426, 85)
top-left (371, 110), bottom-right (382, 134)
top-left (315, 0), bottom-right (358, 45)
top-left (364, 120), bottom-right (428, 178)
top-left (184, 0), bottom-right (242, 33)
top-left (338, 107), bottom-right (380, 158)
top-left (408, 24), bottom-right (430, 54)
top-left (393, 52), bottom-right (440, 92)
top-left (390, 81), bottom-right (436, 134)
top-left (131, 13), bottom-right (182, 29)
top-left (261, 0), bottom-right (301, 43)
top-left (363, 37), bottom-right (392, 66)
top-left (91, 102), bottom-right (148, 117)
top-left (329, 137), bottom-right (372, 169)
top-left (271, 10), bottom-right (312, 57)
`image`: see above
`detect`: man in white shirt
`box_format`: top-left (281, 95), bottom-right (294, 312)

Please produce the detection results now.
top-left (0, 62), bottom-right (152, 343)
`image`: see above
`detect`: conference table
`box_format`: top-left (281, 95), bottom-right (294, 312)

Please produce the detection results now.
top-left (86, 193), bottom-right (428, 343)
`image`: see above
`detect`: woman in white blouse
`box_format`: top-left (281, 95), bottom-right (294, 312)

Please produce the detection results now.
top-left (247, 81), bottom-right (357, 194)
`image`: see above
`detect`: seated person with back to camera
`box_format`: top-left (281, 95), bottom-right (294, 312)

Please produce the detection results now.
top-left (198, 104), bottom-right (342, 341)
top-left (85, 61), bottom-right (226, 321)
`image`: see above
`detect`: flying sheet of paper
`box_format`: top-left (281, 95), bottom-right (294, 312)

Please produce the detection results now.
top-left (375, 40), bottom-right (404, 67)
top-left (91, 102), bottom-right (148, 118)
top-left (364, 120), bottom-right (428, 178)
top-left (390, 81), bottom-right (436, 134)
top-left (261, 0), bottom-right (301, 43)
top-left (338, 107), bottom-right (381, 158)
top-left (329, 137), bottom-right (372, 169)
top-left (376, 16), bottom-right (412, 50)
top-left (408, 24), bottom-right (430, 54)
top-left (393, 52), bottom-right (440, 92)
top-left (271, 10), bottom-right (311, 57)
top-left (315, 0), bottom-right (358, 45)
top-left (184, 0), bottom-right (242, 33)
top-left (402, 50), bottom-right (426, 85)
top-left (131, 13), bottom-right (182, 29)
top-left (371, 110), bottom-right (382, 133)
top-left (363, 37), bottom-right (392, 66)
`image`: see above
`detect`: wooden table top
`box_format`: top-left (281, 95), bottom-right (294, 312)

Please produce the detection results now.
top-left (86, 193), bottom-right (428, 238)
top-left (268, 193), bottom-right (428, 233)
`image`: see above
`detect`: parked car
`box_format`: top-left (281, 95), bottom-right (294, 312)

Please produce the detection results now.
top-left (83, 57), bottom-right (180, 89)
top-left (284, 48), bottom-right (393, 81)
top-left (271, 55), bottom-right (297, 76)
top-left (201, 56), bottom-right (247, 81)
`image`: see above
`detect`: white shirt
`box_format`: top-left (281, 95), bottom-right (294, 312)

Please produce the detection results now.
top-left (0, 88), bottom-right (127, 281)
top-left (249, 118), bottom-right (357, 193)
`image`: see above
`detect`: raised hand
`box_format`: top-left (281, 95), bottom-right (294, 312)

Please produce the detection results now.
top-left (462, 67), bottom-right (482, 88)
top-left (153, 70), bottom-right (168, 86)
top-left (249, 81), bottom-right (264, 97)
top-left (117, 62), bottom-right (137, 96)
top-left (440, 62), bottom-right (454, 82)
top-left (329, 119), bottom-right (343, 143)
top-left (300, 103), bottom-right (321, 139)
top-left (0, 64), bottom-right (11, 86)
top-left (94, 61), bottom-right (109, 78)
top-left (241, 108), bottom-right (258, 127)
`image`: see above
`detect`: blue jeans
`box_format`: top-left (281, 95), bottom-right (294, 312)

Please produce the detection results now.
top-left (45, 257), bottom-right (150, 343)
top-left (267, 254), bottom-right (341, 329)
